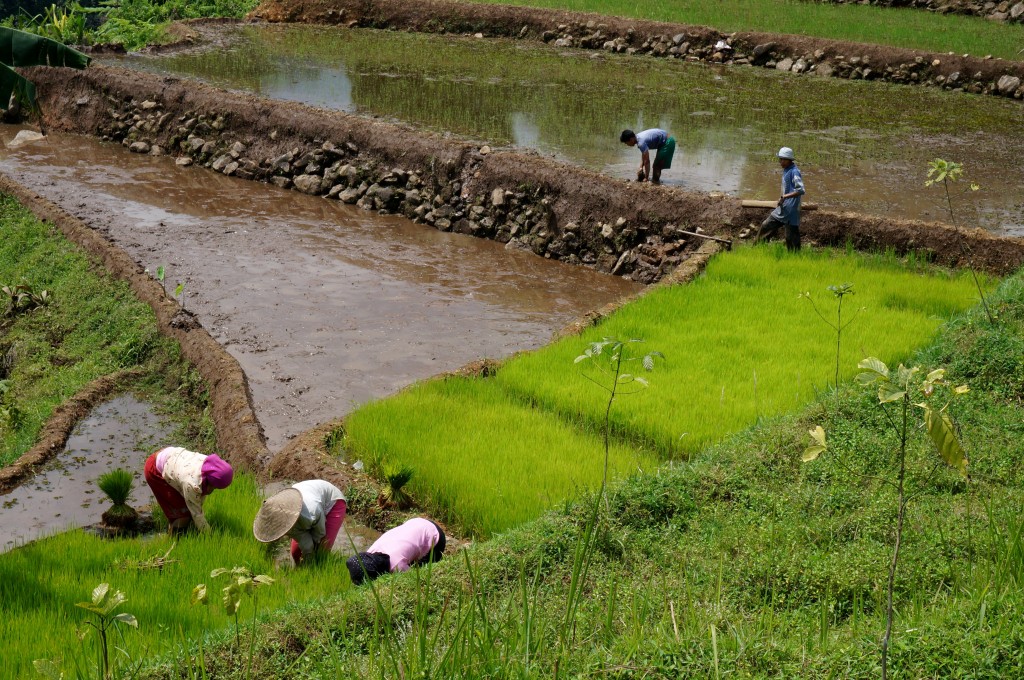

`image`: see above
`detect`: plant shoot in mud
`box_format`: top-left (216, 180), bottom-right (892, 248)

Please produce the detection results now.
top-left (803, 357), bottom-right (968, 680)
top-left (156, 265), bottom-right (166, 293)
top-left (799, 282), bottom-right (862, 391)
top-left (379, 463), bottom-right (414, 509)
top-left (53, 583), bottom-right (138, 680)
top-left (174, 281), bottom-right (186, 310)
top-left (97, 468), bottom-right (138, 529)
top-left (925, 159), bottom-right (993, 324)
top-left (192, 566), bottom-right (274, 679)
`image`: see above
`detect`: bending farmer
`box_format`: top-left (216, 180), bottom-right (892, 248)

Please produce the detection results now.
top-left (253, 479), bottom-right (346, 565)
top-left (755, 146), bottom-right (806, 251)
top-left (620, 128), bottom-right (675, 184)
top-left (144, 447), bottom-right (233, 533)
top-left (346, 517), bottom-right (446, 585)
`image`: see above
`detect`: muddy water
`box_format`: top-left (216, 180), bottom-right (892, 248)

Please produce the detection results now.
top-left (104, 24), bottom-right (1024, 234)
top-left (0, 128), bottom-right (639, 451)
top-left (0, 395), bottom-right (173, 552)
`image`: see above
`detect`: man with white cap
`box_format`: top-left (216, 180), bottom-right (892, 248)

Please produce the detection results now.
top-left (755, 146), bottom-right (806, 251)
top-left (253, 479), bottom-right (347, 565)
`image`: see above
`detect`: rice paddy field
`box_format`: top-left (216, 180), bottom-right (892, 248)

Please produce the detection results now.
top-left (343, 245), bottom-right (985, 537)
top-left (0, 474), bottom-right (352, 679)
top-left (465, 0), bottom-right (1024, 60)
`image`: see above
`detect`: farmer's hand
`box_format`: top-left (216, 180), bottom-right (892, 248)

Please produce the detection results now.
top-left (637, 169), bottom-right (647, 182)
top-left (778, 195), bottom-right (785, 206)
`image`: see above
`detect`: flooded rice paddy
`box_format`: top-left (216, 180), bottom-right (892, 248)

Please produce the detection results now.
top-left (105, 23), bottom-right (1024, 234)
top-left (0, 395), bottom-right (172, 552)
top-left (0, 127), bottom-right (639, 451)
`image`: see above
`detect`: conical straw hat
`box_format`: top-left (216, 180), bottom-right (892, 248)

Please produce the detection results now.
top-left (253, 488), bottom-right (302, 542)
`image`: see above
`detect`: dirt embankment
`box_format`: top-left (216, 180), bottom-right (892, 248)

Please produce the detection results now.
top-left (250, 0), bottom-right (1024, 100)
top-left (0, 174), bottom-right (270, 475)
top-left (27, 63), bottom-right (1024, 275)
top-left (0, 369), bottom-right (142, 494)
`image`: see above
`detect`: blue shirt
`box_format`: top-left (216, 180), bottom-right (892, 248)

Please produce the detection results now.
top-left (771, 164), bottom-right (806, 225)
top-left (634, 129), bottom-right (668, 153)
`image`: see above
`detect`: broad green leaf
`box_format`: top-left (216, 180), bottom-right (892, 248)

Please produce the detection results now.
top-left (925, 369), bottom-right (946, 384)
top-left (210, 568), bottom-right (230, 578)
top-left (642, 354), bottom-right (654, 371)
top-left (0, 27), bottom-right (90, 110)
top-left (803, 426), bottom-right (826, 462)
top-left (191, 584), bottom-right (208, 605)
top-left (617, 374), bottom-right (632, 382)
top-left (855, 371), bottom-right (881, 386)
top-left (857, 357), bottom-right (889, 378)
top-left (91, 583), bottom-right (109, 605)
top-left (100, 590), bottom-right (126, 616)
top-left (878, 384), bottom-right (907, 404)
top-left (633, 376), bottom-right (649, 387)
top-left (802, 445), bottom-right (826, 462)
top-left (32, 659), bottom-right (64, 680)
top-left (113, 613), bottom-right (138, 628)
top-left (922, 405), bottom-right (968, 477)
top-left (954, 385), bottom-right (970, 395)
top-left (174, 282), bottom-right (184, 298)
top-left (74, 602), bottom-right (103, 615)
top-left (573, 354), bottom-right (588, 364)
top-left (253, 574), bottom-right (275, 586)
top-left (156, 266), bottom-right (165, 281)
top-left (896, 364), bottom-right (919, 387)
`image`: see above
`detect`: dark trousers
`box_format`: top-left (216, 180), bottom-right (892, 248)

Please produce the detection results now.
top-left (756, 215), bottom-right (801, 251)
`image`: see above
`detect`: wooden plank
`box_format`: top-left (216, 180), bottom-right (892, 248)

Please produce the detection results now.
top-left (741, 199), bottom-right (818, 211)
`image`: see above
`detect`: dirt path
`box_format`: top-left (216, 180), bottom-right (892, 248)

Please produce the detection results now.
top-left (0, 128), bottom-right (639, 453)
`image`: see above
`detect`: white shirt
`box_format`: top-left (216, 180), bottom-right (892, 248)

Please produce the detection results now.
top-left (286, 480), bottom-right (346, 556)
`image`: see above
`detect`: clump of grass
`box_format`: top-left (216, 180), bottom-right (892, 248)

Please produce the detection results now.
top-left (98, 468), bottom-right (138, 528)
top-left (378, 463), bottom-right (415, 510)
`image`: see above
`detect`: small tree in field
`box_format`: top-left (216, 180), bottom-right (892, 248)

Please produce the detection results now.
top-left (804, 357), bottom-right (968, 680)
top-left (925, 159), bottom-right (993, 324)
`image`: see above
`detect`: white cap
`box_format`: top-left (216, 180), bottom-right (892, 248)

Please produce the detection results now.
top-left (777, 147), bottom-right (795, 160)
top-left (714, 40), bottom-right (732, 51)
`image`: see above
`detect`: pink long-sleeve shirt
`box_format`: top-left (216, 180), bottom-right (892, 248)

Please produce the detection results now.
top-left (366, 518), bottom-right (440, 572)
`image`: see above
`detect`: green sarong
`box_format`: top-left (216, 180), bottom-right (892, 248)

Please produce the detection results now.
top-left (655, 136), bottom-right (676, 169)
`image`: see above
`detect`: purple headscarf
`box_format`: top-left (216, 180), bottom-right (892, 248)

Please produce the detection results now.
top-left (200, 454), bottom-right (234, 491)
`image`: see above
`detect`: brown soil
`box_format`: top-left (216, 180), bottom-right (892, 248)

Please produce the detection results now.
top-left (250, 0), bottom-right (1024, 95)
top-left (0, 369), bottom-right (141, 494)
top-left (0, 173), bottom-right (270, 475)
top-left (26, 63), bottom-right (1024, 274)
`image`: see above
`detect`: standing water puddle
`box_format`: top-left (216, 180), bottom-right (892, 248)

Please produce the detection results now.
top-left (0, 394), bottom-right (174, 553)
top-left (0, 128), bottom-right (640, 451)
top-left (104, 23), bottom-right (1024, 234)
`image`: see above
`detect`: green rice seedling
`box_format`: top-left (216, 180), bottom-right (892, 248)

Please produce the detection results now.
top-left (344, 377), bottom-right (653, 537)
top-left (97, 468), bottom-right (138, 529)
top-left (496, 246), bottom-right (984, 457)
top-left (379, 463), bottom-right (415, 509)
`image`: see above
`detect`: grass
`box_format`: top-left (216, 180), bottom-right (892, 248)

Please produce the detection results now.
top-left (464, 0), bottom-right (1024, 60)
top-left (497, 246), bottom-right (983, 454)
top-left (160, 265), bottom-right (1024, 679)
top-left (0, 473), bottom-right (353, 679)
top-left (0, 194), bottom-right (210, 468)
top-left (344, 377), bottom-right (654, 536)
top-left (341, 246), bottom-right (983, 537)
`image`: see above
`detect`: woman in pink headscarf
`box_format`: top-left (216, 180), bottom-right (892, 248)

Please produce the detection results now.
top-left (143, 446), bottom-right (234, 532)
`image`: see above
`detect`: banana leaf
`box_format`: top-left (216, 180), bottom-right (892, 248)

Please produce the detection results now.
top-left (0, 26), bottom-right (91, 111)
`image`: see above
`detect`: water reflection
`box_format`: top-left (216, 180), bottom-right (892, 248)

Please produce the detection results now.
top-left (103, 24), bottom-right (1024, 233)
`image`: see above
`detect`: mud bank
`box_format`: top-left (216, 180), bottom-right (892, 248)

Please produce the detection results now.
top-left (26, 65), bottom-right (1024, 275)
top-left (251, 0), bottom-right (1024, 101)
top-left (0, 173), bottom-right (270, 473)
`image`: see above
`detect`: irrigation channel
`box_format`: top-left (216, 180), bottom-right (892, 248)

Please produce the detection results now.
top-left (105, 23), bottom-right (1024, 235)
top-left (0, 395), bottom-right (172, 552)
top-left (0, 126), bottom-right (639, 453)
